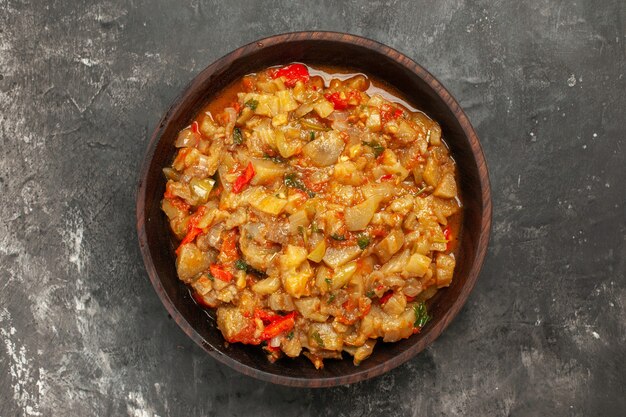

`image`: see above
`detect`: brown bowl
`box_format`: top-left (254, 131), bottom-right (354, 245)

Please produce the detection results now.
top-left (136, 32), bottom-right (492, 387)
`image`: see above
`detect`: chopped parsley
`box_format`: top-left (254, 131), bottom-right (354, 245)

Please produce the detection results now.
top-left (357, 234), bottom-right (370, 250)
top-left (234, 259), bottom-right (248, 271)
top-left (328, 293), bottom-right (336, 302)
top-left (365, 290), bottom-right (375, 298)
top-left (284, 173), bottom-right (315, 198)
top-left (311, 223), bottom-right (321, 233)
top-left (298, 225), bottom-right (308, 245)
top-left (244, 99), bottom-right (259, 110)
top-left (233, 127), bottom-right (243, 145)
top-left (309, 131), bottom-right (315, 141)
top-left (413, 302), bottom-right (431, 328)
top-left (234, 258), bottom-right (266, 278)
top-left (312, 331), bottom-right (325, 348)
top-left (324, 277), bottom-right (332, 285)
top-left (263, 153), bottom-right (285, 164)
top-left (287, 331), bottom-right (294, 340)
top-left (363, 140), bottom-right (385, 157)
top-left (330, 233), bottom-right (346, 241)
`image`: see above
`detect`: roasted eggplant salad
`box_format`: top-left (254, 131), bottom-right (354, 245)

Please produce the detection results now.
top-left (161, 64), bottom-right (462, 368)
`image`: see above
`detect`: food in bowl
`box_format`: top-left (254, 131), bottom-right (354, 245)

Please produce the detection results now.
top-left (160, 63), bottom-right (462, 368)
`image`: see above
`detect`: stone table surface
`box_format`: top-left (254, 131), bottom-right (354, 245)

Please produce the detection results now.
top-left (1, 0), bottom-right (624, 416)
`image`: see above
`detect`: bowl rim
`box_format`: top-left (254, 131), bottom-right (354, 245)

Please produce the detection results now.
top-left (136, 30), bottom-right (492, 387)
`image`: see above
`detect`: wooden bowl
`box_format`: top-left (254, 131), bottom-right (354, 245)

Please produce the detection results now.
top-left (136, 32), bottom-right (492, 387)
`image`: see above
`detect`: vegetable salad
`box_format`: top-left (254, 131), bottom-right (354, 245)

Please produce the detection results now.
top-left (161, 64), bottom-right (462, 367)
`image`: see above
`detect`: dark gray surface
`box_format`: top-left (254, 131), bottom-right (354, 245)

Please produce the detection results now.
top-left (1, 0), bottom-right (624, 415)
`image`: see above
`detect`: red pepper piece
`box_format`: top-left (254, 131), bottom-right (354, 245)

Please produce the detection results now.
top-left (176, 227), bottom-right (201, 255)
top-left (254, 309), bottom-right (282, 324)
top-left (270, 64), bottom-right (309, 87)
top-left (324, 92), bottom-right (349, 110)
top-left (209, 264), bottom-right (234, 282)
top-left (325, 90), bottom-right (361, 110)
top-left (405, 295), bottom-right (416, 303)
top-left (380, 174), bottom-right (394, 182)
top-left (175, 205), bottom-right (210, 254)
top-left (379, 290), bottom-right (394, 305)
top-left (260, 312), bottom-right (296, 340)
top-left (191, 121), bottom-right (200, 135)
top-left (231, 162), bottom-right (255, 194)
top-left (380, 103), bottom-right (403, 123)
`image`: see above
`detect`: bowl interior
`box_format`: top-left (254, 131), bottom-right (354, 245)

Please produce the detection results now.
top-left (138, 33), bottom-right (490, 387)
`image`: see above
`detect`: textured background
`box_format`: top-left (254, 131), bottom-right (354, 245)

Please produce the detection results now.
top-left (1, 0), bottom-right (624, 416)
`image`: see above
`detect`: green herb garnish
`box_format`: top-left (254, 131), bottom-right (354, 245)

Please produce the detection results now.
top-left (287, 331), bottom-right (294, 340)
top-left (235, 259), bottom-right (248, 271)
top-left (309, 131), bottom-right (315, 141)
top-left (312, 331), bottom-right (325, 348)
top-left (263, 153), bottom-right (285, 164)
top-left (325, 278), bottom-right (332, 285)
top-left (413, 302), bottom-right (431, 328)
top-left (363, 140), bottom-right (385, 157)
top-left (207, 273), bottom-right (215, 281)
top-left (357, 234), bottom-right (370, 250)
top-left (233, 127), bottom-right (243, 145)
top-left (365, 290), bottom-right (375, 298)
top-left (311, 223), bottom-right (321, 233)
top-left (244, 99), bottom-right (259, 110)
top-left (298, 225), bottom-right (308, 245)
top-left (330, 233), bottom-right (346, 241)
top-left (284, 173), bottom-right (315, 198)
top-left (234, 258), bottom-right (266, 278)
